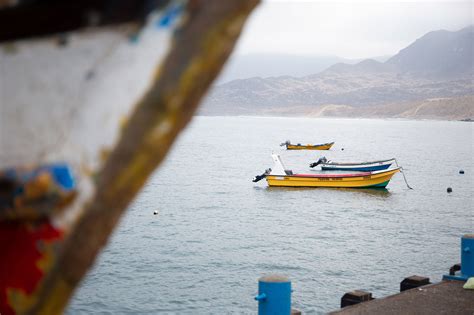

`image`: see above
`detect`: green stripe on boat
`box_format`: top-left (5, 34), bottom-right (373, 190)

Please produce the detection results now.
top-left (370, 181), bottom-right (390, 188)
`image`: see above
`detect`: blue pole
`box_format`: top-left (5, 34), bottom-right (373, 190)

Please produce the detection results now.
top-left (461, 234), bottom-right (474, 278)
top-left (255, 275), bottom-right (291, 315)
top-left (443, 234), bottom-right (474, 281)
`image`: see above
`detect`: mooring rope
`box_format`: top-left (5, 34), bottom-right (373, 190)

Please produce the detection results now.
top-left (395, 158), bottom-right (414, 190)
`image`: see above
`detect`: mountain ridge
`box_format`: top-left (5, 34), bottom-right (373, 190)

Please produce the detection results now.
top-left (200, 26), bottom-right (474, 119)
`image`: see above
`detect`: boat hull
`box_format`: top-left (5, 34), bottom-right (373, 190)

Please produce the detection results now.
top-left (266, 168), bottom-right (399, 188)
top-left (287, 142), bottom-right (334, 150)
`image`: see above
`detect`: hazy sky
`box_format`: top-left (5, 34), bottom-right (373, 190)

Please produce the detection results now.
top-left (234, 0), bottom-right (473, 59)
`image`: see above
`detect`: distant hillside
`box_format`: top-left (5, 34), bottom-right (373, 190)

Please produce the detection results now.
top-left (321, 26), bottom-right (474, 79)
top-left (322, 58), bottom-right (395, 75)
top-left (291, 96), bottom-right (473, 120)
top-left (214, 54), bottom-right (368, 84)
top-left (200, 26), bottom-right (474, 120)
top-left (387, 25), bottom-right (473, 78)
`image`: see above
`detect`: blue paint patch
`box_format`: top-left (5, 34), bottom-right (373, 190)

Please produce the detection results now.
top-left (1, 163), bottom-right (76, 191)
top-left (157, 4), bottom-right (183, 28)
top-left (46, 164), bottom-right (76, 191)
top-left (0, 163), bottom-right (77, 213)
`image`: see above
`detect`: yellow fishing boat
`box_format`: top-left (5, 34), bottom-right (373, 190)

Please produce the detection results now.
top-left (281, 140), bottom-right (334, 150)
top-left (253, 154), bottom-right (400, 188)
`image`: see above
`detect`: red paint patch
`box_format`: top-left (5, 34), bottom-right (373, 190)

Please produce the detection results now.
top-left (0, 221), bottom-right (63, 315)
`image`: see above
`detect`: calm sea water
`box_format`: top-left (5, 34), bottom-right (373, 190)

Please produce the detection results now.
top-left (68, 117), bottom-right (473, 314)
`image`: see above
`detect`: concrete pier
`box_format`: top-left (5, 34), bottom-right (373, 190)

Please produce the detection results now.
top-left (330, 280), bottom-right (474, 314)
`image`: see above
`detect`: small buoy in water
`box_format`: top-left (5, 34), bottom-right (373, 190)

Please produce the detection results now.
top-left (447, 187), bottom-right (452, 193)
top-left (459, 170), bottom-right (465, 174)
top-left (153, 211), bottom-right (158, 215)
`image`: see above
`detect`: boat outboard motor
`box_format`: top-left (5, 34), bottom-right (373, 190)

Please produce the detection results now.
top-left (253, 168), bottom-right (271, 182)
top-left (309, 156), bottom-right (327, 168)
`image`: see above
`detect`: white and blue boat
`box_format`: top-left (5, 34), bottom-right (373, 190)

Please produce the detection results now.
top-left (310, 157), bottom-right (395, 172)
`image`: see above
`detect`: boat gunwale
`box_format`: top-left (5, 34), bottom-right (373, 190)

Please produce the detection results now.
top-left (321, 158), bottom-right (395, 167)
